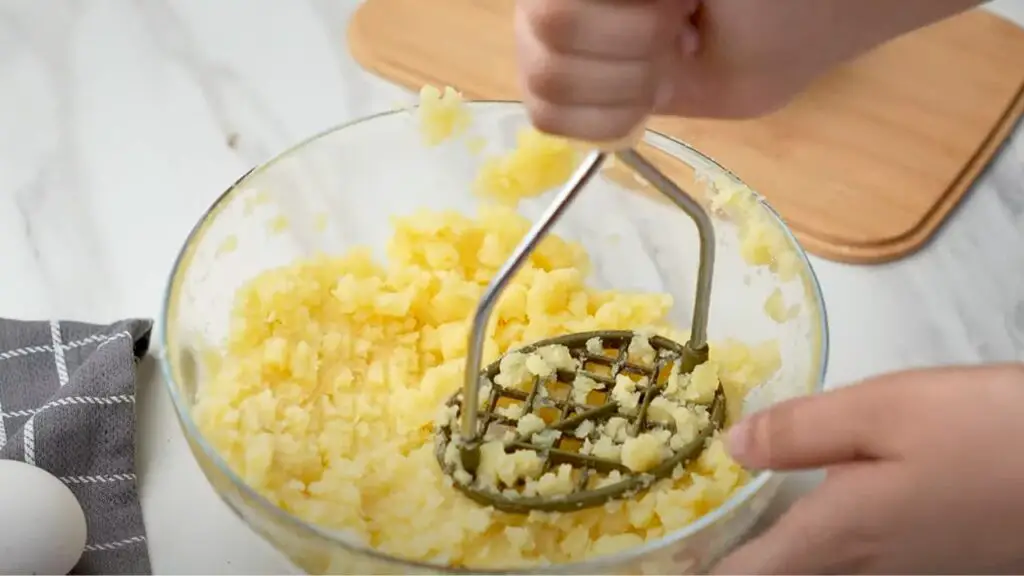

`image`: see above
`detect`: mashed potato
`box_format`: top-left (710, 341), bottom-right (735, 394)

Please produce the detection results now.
top-left (193, 87), bottom-right (786, 569)
top-left (194, 206), bottom-right (781, 568)
top-left (438, 335), bottom-right (724, 498)
top-left (473, 127), bottom-right (580, 205)
top-left (416, 85), bottom-right (471, 146)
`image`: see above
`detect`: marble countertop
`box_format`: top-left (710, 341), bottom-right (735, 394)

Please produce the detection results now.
top-left (1, 0), bottom-right (1022, 573)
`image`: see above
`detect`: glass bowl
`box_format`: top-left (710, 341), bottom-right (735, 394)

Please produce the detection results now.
top-left (160, 101), bottom-right (829, 575)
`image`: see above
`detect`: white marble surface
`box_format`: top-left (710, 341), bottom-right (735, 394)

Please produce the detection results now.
top-left (0, 0), bottom-right (1022, 573)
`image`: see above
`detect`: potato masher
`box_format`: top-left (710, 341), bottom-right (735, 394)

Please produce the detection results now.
top-left (434, 148), bottom-right (725, 513)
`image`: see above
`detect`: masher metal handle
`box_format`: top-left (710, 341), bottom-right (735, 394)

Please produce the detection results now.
top-left (459, 150), bottom-right (606, 440)
top-left (616, 149), bottom-right (715, 349)
top-left (459, 148), bottom-right (716, 443)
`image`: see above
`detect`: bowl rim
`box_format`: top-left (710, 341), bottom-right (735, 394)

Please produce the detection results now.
top-left (158, 100), bottom-right (830, 574)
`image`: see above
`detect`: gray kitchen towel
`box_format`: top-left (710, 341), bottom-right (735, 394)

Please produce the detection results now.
top-left (0, 318), bottom-right (153, 575)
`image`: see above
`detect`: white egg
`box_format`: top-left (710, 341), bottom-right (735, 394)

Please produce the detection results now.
top-left (0, 459), bottom-right (87, 576)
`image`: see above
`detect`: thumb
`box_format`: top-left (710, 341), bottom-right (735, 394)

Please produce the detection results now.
top-left (654, 1), bottom-right (701, 111)
top-left (725, 379), bottom-right (903, 470)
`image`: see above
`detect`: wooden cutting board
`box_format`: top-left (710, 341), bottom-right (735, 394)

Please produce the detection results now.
top-left (348, 0), bottom-right (1024, 263)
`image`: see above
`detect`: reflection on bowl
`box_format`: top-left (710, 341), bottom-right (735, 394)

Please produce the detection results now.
top-left (160, 101), bottom-right (828, 575)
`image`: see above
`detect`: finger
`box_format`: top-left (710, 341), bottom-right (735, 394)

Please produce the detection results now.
top-left (679, 0), bottom-right (702, 55)
top-left (712, 466), bottom-right (886, 575)
top-left (678, 0), bottom-right (701, 17)
top-left (517, 0), bottom-right (681, 60)
top-left (725, 379), bottom-right (904, 471)
top-left (652, 21), bottom-right (698, 109)
top-left (678, 22), bottom-right (700, 57)
top-left (523, 94), bottom-right (648, 141)
top-left (516, 10), bottom-right (658, 107)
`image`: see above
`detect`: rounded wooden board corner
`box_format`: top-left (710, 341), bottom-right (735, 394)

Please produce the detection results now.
top-left (797, 80), bottom-right (1024, 265)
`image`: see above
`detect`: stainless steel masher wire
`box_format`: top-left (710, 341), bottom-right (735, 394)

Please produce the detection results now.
top-left (458, 148), bottom-right (717, 443)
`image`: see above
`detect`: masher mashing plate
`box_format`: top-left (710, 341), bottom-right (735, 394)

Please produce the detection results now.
top-left (434, 330), bottom-right (725, 513)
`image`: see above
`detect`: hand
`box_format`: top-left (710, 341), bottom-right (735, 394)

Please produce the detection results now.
top-left (516, 0), bottom-right (985, 142)
top-left (514, 0), bottom-right (701, 142)
top-left (713, 364), bottom-right (1024, 574)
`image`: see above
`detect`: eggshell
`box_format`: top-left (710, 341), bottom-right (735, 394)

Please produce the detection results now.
top-left (0, 459), bottom-right (87, 575)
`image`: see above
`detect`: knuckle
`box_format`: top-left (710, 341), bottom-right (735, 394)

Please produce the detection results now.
top-left (523, 56), bottom-right (567, 103)
top-left (522, 0), bottom-right (575, 47)
top-left (526, 99), bottom-right (569, 136)
top-left (583, 113), bottom-right (644, 142)
top-left (752, 402), bottom-right (795, 460)
top-left (614, 110), bottom-right (649, 135)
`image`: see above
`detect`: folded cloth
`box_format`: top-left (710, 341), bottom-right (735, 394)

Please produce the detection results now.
top-left (0, 318), bottom-right (153, 575)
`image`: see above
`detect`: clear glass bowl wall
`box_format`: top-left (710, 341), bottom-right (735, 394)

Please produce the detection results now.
top-left (161, 102), bottom-right (829, 575)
